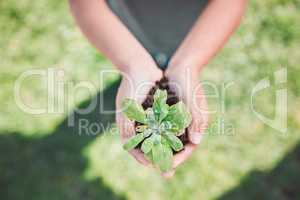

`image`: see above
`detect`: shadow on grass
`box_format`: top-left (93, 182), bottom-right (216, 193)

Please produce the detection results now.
top-left (219, 143), bottom-right (300, 200)
top-left (0, 79), bottom-right (126, 200)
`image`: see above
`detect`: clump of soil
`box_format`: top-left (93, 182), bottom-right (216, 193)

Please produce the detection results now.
top-left (135, 77), bottom-right (189, 151)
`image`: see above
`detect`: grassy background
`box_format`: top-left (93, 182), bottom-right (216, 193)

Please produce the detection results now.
top-left (0, 0), bottom-right (300, 199)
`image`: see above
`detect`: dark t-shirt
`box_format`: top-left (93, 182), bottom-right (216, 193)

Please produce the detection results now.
top-left (107, 0), bottom-right (208, 69)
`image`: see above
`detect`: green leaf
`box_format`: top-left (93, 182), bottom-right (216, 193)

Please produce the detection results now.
top-left (160, 121), bottom-right (173, 132)
top-left (141, 135), bottom-right (155, 154)
top-left (152, 134), bottom-right (161, 145)
top-left (161, 142), bottom-right (173, 172)
top-left (123, 133), bottom-right (144, 150)
top-left (164, 101), bottom-right (192, 132)
top-left (152, 143), bottom-right (164, 168)
top-left (153, 89), bottom-right (169, 122)
top-left (164, 132), bottom-right (184, 151)
top-left (144, 150), bottom-right (153, 162)
top-left (152, 139), bottom-right (173, 172)
top-left (122, 99), bottom-right (146, 124)
top-left (145, 108), bottom-right (156, 125)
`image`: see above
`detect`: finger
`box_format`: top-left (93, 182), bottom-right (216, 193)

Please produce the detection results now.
top-left (188, 111), bottom-right (208, 144)
top-left (172, 143), bottom-right (197, 168)
top-left (116, 100), bottom-right (136, 142)
top-left (116, 88), bottom-right (135, 142)
top-left (188, 88), bottom-right (209, 144)
top-left (184, 84), bottom-right (208, 146)
top-left (161, 169), bottom-right (175, 179)
top-left (129, 149), bottom-right (151, 166)
top-left (121, 120), bottom-right (135, 141)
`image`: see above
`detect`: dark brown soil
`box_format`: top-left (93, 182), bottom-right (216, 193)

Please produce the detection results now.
top-left (134, 77), bottom-right (189, 151)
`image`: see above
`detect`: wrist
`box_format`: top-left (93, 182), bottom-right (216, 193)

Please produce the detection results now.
top-left (165, 63), bottom-right (200, 80)
top-left (121, 62), bottom-right (162, 82)
top-left (121, 57), bottom-right (159, 76)
top-left (166, 54), bottom-right (207, 76)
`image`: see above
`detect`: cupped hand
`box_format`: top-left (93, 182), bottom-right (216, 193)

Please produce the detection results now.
top-left (164, 66), bottom-right (209, 176)
top-left (116, 64), bottom-right (208, 178)
top-left (116, 66), bottom-right (163, 166)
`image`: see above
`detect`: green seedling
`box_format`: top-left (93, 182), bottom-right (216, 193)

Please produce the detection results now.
top-left (122, 89), bottom-right (192, 172)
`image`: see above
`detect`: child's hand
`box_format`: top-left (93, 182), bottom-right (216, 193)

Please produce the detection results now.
top-left (164, 66), bottom-right (209, 175)
top-left (116, 67), bottom-right (163, 166)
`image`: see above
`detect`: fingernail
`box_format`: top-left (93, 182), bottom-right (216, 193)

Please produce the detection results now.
top-left (190, 132), bottom-right (202, 144)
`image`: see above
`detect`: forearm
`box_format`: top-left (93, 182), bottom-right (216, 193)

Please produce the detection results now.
top-left (169, 0), bottom-right (247, 74)
top-left (69, 0), bottom-right (156, 73)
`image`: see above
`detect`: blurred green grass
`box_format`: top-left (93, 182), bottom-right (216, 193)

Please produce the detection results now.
top-left (0, 0), bottom-right (300, 200)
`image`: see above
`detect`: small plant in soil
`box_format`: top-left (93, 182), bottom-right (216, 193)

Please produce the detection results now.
top-left (122, 88), bottom-right (192, 172)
